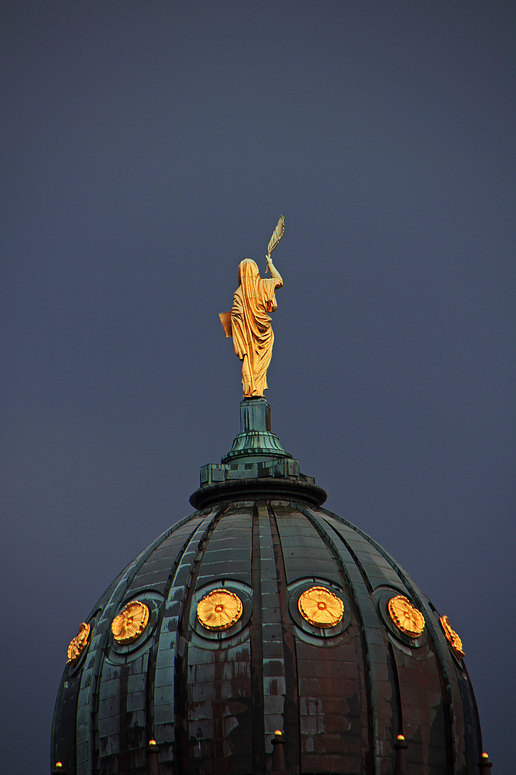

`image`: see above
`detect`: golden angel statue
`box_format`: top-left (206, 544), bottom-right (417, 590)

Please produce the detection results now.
top-left (220, 216), bottom-right (285, 397)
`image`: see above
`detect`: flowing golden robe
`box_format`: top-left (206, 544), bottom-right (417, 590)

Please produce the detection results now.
top-left (231, 258), bottom-right (283, 397)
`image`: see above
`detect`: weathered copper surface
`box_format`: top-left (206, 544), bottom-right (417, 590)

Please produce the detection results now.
top-left (191, 398), bottom-right (327, 509)
top-left (52, 498), bottom-right (483, 775)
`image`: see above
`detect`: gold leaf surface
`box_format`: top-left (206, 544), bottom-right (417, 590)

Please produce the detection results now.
top-left (298, 586), bottom-right (344, 627)
top-left (267, 215), bottom-right (285, 257)
top-left (440, 615), bottom-right (465, 658)
top-left (67, 622), bottom-right (91, 664)
top-left (388, 595), bottom-right (425, 637)
top-left (111, 601), bottom-right (149, 644)
top-left (197, 589), bottom-right (243, 631)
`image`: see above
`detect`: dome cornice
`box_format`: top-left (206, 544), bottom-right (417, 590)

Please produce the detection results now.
top-left (190, 473), bottom-right (327, 509)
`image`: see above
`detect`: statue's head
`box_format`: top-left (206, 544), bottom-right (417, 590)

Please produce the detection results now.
top-left (238, 258), bottom-right (259, 286)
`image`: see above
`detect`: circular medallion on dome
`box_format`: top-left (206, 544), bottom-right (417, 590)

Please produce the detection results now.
top-left (111, 601), bottom-right (149, 644)
top-left (67, 622), bottom-right (91, 664)
top-left (197, 588), bottom-right (243, 631)
top-left (388, 595), bottom-right (425, 637)
top-left (440, 615), bottom-right (465, 658)
top-left (298, 586), bottom-right (344, 628)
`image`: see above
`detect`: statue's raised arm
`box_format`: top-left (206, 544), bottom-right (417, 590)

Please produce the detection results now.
top-left (219, 216), bottom-right (285, 398)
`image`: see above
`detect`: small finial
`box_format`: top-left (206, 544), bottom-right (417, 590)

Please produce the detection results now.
top-left (147, 738), bottom-right (160, 775)
top-left (481, 752), bottom-right (489, 759)
top-left (394, 733), bottom-right (409, 775)
top-left (271, 727), bottom-right (287, 773)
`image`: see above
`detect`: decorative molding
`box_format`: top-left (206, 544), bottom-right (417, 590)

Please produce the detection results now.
top-left (67, 622), bottom-right (91, 664)
top-left (197, 588), bottom-right (243, 631)
top-left (298, 585), bottom-right (344, 628)
top-left (111, 601), bottom-right (150, 644)
top-left (388, 595), bottom-right (425, 637)
top-left (440, 614), bottom-right (465, 658)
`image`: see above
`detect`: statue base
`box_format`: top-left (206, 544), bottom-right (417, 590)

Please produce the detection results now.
top-left (221, 398), bottom-right (291, 463)
top-left (190, 398), bottom-right (327, 510)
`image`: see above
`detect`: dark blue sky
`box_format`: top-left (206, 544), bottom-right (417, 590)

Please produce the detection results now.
top-left (2, 1), bottom-right (515, 771)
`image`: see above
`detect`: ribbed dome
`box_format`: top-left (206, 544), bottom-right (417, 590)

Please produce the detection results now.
top-left (52, 400), bottom-right (482, 775)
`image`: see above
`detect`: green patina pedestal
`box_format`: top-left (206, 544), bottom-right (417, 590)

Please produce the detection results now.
top-left (191, 398), bottom-right (326, 509)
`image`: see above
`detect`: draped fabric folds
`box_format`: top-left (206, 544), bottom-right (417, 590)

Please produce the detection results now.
top-left (231, 258), bottom-right (282, 397)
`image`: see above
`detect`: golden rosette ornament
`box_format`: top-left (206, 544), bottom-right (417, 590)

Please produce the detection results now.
top-left (440, 615), bottom-right (465, 658)
top-left (67, 622), bottom-right (91, 664)
top-left (388, 595), bottom-right (425, 637)
top-left (197, 589), bottom-right (243, 631)
top-left (111, 601), bottom-right (149, 644)
top-left (298, 586), bottom-right (344, 628)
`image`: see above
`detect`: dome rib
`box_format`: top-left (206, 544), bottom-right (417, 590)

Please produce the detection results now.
top-left (53, 498), bottom-right (484, 774)
top-left (174, 505), bottom-right (240, 770)
top-left (94, 511), bottom-right (217, 774)
top-left (280, 502), bottom-right (375, 770)
top-left (315, 506), bottom-right (476, 775)
top-left (270, 502), bottom-right (370, 772)
top-left (299, 505), bottom-right (396, 773)
top-left (152, 508), bottom-right (223, 768)
top-left (267, 502), bottom-right (302, 773)
top-left (52, 518), bottom-right (195, 775)
top-left (145, 509), bottom-right (223, 763)
top-left (250, 503), bottom-right (266, 774)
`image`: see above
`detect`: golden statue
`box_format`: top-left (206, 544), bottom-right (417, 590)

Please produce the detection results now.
top-left (220, 216), bottom-right (285, 397)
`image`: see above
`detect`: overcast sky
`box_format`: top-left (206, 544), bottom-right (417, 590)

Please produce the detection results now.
top-left (1, 1), bottom-right (515, 771)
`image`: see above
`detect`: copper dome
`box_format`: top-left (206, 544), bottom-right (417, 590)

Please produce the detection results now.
top-left (52, 399), bottom-right (483, 774)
